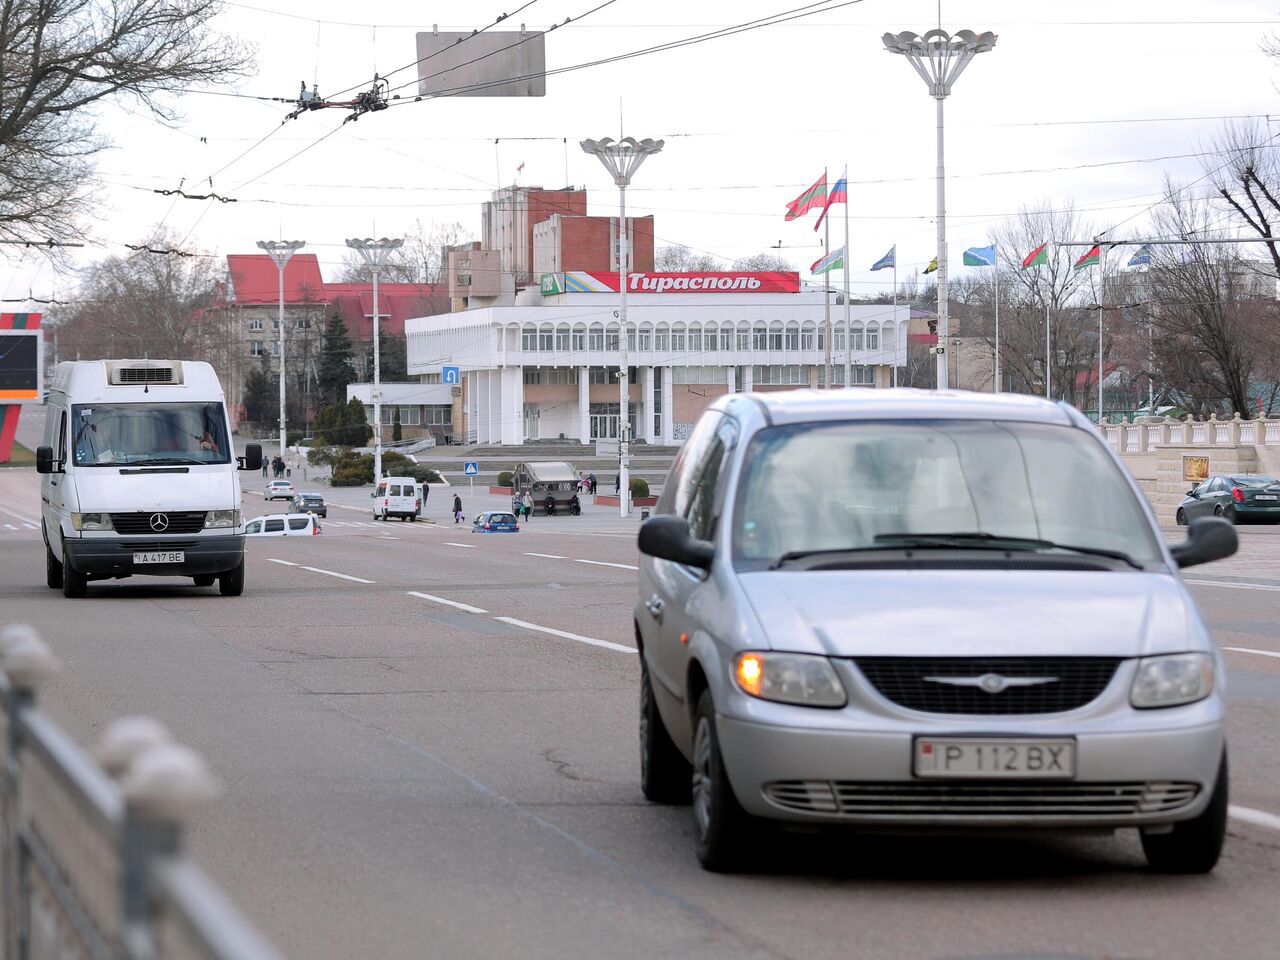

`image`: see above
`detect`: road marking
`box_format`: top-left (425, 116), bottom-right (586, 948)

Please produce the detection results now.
top-left (443, 541), bottom-right (476, 548)
top-left (407, 591), bottom-right (488, 614)
top-left (22, 524), bottom-right (36, 530)
top-left (1230, 805), bottom-right (1280, 833)
top-left (0, 505), bottom-right (38, 525)
top-left (574, 559), bottom-right (639, 571)
top-left (1185, 579), bottom-right (1280, 592)
top-left (4, 524), bottom-right (15, 530)
top-left (267, 558), bottom-right (299, 566)
top-left (1223, 646), bottom-right (1280, 660)
top-left (525, 552), bottom-right (567, 560)
top-left (494, 617), bottom-right (634, 654)
top-left (299, 566), bottom-right (374, 584)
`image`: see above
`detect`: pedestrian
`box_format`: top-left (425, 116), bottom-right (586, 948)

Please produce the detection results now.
top-left (588, 473), bottom-right (597, 494)
top-left (261, 456), bottom-right (268, 478)
top-left (452, 493), bottom-right (463, 525)
top-left (614, 473), bottom-right (620, 494)
top-left (521, 489), bottom-right (533, 521)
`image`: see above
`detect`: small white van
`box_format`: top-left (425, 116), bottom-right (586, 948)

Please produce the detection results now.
top-left (372, 476), bottom-right (421, 521)
top-left (36, 359), bottom-right (262, 597)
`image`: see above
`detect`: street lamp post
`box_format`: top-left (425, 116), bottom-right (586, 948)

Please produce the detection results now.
top-left (345, 237), bottom-right (404, 484)
top-left (256, 240), bottom-right (306, 461)
top-left (882, 28), bottom-right (996, 390)
top-left (580, 136), bottom-right (664, 518)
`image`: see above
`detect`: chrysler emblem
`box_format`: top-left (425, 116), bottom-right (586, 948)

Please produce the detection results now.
top-left (149, 513), bottom-right (169, 532)
top-left (923, 673), bottom-right (1059, 694)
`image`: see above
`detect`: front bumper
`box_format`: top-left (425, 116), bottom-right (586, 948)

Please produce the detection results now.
top-left (64, 534), bottom-right (245, 579)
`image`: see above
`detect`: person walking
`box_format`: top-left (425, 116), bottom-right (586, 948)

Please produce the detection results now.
top-left (521, 489), bottom-right (534, 521)
top-left (261, 456), bottom-right (268, 478)
top-left (452, 493), bottom-right (463, 525)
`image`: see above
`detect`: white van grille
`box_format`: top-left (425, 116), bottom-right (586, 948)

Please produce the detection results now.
top-left (106, 361), bottom-right (185, 386)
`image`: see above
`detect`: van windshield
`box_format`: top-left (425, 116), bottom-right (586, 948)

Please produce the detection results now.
top-left (71, 403), bottom-right (230, 466)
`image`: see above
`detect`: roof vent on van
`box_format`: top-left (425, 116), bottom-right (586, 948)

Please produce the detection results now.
top-left (106, 361), bottom-right (185, 386)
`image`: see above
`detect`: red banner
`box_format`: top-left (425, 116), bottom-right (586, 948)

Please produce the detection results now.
top-left (563, 271), bottom-right (800, 294)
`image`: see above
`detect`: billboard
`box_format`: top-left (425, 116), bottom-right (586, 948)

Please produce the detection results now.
top-left (0, 314), bottom-right (42, 400)
top-left (562, 271), bottom-right (801, 294)
top-left (416, 31), bottom-right (546, 98)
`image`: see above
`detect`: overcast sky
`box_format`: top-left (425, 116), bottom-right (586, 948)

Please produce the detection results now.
top-left (3, 0), bottom-right (1279, 306)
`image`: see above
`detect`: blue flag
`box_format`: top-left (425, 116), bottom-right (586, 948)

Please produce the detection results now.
top-left (963, 244), bottom-right (996, 267)
top-left (1127, 244), bottom-right (1152, 267)
top-left (870, 245), bottom-right (896, 271)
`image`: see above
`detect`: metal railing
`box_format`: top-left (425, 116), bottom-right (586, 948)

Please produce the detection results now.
top-left (1100, 414), bottom-right (1280, 454)
top-left (0, 624), bottom-right (285, 960)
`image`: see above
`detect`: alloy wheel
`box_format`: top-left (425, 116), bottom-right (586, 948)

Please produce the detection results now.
top-left (692, 717), bottom-right (713, 839)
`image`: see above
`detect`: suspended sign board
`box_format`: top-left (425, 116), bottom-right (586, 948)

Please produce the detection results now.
top-left (415, 31), bottom-right (547, 98)
top-left (0, 315), bottom-right (42, 401)
top-left (562, 272), bottom-right (802, 294)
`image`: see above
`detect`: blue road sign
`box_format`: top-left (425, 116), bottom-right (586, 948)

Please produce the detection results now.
top-left (463, 461), bottom-right (479, 476)
top-left (442, 366), bottom-right (460, 384)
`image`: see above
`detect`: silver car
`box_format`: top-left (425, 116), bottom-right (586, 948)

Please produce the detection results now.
top-left (636, 390), bottom-right (1237, 873)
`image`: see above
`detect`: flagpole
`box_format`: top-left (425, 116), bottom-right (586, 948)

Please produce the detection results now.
top-left (1097, 245), bottom-right (1105, 423)
top-left (823, 200), bottom-right (832, 391)
top-left (892, 249), bottom-right (898, 388)
top-left (1045, 285), bottom-right (1052, 400)
top-left (842, 166), bottom-right (851, 390)
top-left (993, 243), bottom-right (1001, 393)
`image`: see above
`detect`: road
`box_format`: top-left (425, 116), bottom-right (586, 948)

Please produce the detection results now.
top-left (1, 467), bottom-right (1279, 960)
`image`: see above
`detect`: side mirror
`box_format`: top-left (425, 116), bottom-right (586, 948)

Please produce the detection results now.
top-left (638, 515), bottom-right (715, 570)
top-left (238, 443), bottom-right (263, 472)
top-left (1170, 516), bottom-right (1238, 569)
top-left (1186, 488), bottom-right (1199, 498)
top-left (35, 445), bottom-right (60, 475)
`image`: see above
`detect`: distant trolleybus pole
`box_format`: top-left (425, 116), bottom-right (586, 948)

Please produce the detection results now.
top-left (256, 240), bottom-right (306, 461)
top-left (345, 237), bottom-right (404, 484)
top-left (580, 136), bottom-right (664, 518)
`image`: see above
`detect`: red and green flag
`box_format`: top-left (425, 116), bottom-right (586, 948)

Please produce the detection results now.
top-left (785, 172), bottom-right (828, 221)
top-left (1022, 242), bottom-right (1049, 268)
top-left (1073, 244), bottom-right (1101, 270)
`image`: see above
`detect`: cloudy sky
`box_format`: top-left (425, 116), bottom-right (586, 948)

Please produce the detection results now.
top-left (2, 0), bottom-right (1278, 304)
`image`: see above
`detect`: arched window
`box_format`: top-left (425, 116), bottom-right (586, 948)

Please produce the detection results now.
top-left (538, 323), bottom-right (554, 352)
top-left (866, 322), bottom-right (881, 351)
top-left (703, 321), bottom-right (719, 352)
top-left (784, 323), bottom-right (800, 351)
top-left (638, 322), bottom-right (652, 352)
top-left (768, 321), bottom-right (783, 351)
top-left (588, 323), bottom-right (605, 351)
top-left (555, 324), bottom-right (570, 352)
top-left (801, 321), bottom-right (816, 351)
top-left (654, 322), bottom-right (670, 352)
top-left (736, 322), bottom-right (750, 352)
top-left (850, 322), bottom-right (865, 352)
top-left (752, 324), bottom-right (768, 351)
top-left (671, 322), bottom-right (687, 353)
top-left (571, 323), bottom-right (587, 351)
top-left (689, 322), bottom-right (703, 352)
top-left (521, 324), bottom-right (537, 351)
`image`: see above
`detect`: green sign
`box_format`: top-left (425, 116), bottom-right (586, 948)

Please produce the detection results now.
top-left (539, 273), bottom-right (564, 296)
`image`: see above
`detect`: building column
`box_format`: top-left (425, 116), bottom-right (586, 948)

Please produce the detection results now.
top-left (578, 367), bottom-right (590, 444)
top-left (661, 367), bottom-right (674, 444)
top-left (501, 367), bottom-right (523, 445)
top-left (487, 369), bottom-right (502, 444)
top-left (641, 366), bottom-right (655, 442)
top-left (725, 365), bottom-right (736, 394)
top-left (474, 372), bottom-right (489, 444)
top-left (742, 364), bottom-right (754, 393)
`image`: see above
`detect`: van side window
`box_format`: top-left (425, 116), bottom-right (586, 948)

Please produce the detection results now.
top-left (287, 517), bottom-right (309, 531)
top-left (685, 421), bottom-right (738, 542)
top-left (245, 521), bottom-right (261, 534)
top-left (57, 411), bottom-right (68, 460)
top-left (264, 519), bottom-right (285, 533)
top-left (656, 412), bottom-right (722, 517)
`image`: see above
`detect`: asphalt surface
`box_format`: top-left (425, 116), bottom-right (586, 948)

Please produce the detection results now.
top-left (1, 466), bottom-right (1279, 960)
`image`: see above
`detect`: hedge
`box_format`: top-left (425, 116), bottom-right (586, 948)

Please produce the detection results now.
top-left (629, 477), bottom-right (650, 499)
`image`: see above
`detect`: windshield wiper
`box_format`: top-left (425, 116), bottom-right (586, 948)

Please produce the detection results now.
top-left (125, 457), bottom-right (206, 465)
top-left (872, 532), bottom-right (1143, 569)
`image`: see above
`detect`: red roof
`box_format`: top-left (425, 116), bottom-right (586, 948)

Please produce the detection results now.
top-left (227, 254), bottom-right (326, 304)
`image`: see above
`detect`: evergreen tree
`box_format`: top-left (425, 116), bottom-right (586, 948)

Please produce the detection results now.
top-left (315, 398), bottom-right (373, 447)
top-left (317, 314), bottom-right (354, 405)
top-left (242, 357), bottom-right (276, 422)
top-left (392, 407), bottom-right (403, 442)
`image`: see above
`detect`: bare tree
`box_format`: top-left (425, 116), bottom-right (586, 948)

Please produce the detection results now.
top-left (653, 244), bottom-right (722, 272)
top-left (337, 220), bottom-right (474, 283)
top-left (730, 252), bottom-right (795, 271)
top-left (1207, 120), bottom-right (1280, 279)
top-left (0, 1), bottom-right (254, 243)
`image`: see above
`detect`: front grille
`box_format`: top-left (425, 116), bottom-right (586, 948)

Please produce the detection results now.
top-left (853, 657), bottom-right (1122, 715)
top-left (109, 512), bottom-right (207, 534)
top-left (763, 780), bottom-right (1200, 819)
top-left (114, 541), bottom-right (197, 552)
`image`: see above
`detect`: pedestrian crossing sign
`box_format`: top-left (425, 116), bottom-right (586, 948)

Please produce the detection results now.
top-left (463, 461), bottom-right (479, 476)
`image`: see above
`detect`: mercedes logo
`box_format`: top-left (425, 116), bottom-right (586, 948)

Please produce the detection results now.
top-left (149, 513), bottom-right (169, 532)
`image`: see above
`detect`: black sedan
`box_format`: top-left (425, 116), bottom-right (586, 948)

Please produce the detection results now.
top-left (1176, 474), bottom-right (1280, 525)
top-left (289, 492), bottom-right (328, 518)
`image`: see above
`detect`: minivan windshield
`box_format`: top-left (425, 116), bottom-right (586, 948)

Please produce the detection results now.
top-left (71, 402), bottom-right (231, 466)
top-left (733, 419), bottom-right (1163, 570)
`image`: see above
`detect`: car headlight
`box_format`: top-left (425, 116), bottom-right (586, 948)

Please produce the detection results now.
top-left (205, 509), bottom-right (242, 529)
top-left (71, 512), bottom-right (112, 531)
top-left (733, 652), bottom-right (847, 708)
top-left (1130, 653), bottom-right (1214, 709)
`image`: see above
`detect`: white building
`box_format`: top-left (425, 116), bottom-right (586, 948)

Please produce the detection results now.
top-left (405, 271), bottom-right (908, 445)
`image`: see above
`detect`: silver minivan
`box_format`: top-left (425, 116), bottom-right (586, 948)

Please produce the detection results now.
top-left (636, 390), bottom-right (1237, 872)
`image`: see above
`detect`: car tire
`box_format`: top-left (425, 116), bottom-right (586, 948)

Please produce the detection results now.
top-left (1175, 508), bottom-right (1187, 526)
top-left (1141, 751), bottom-right (1228, 874)
top-left (193, 574), bottom-right (215, 587)
top-left (1225, 506), bottom-right (1238, 524)
top-left (219, 559), bottom-right (245, 597)
top-left (640, 658), bottom-right (692, 805)
top-left (46, 542), bottom-right (63, 589)
top-left (61, 549), bottom-right (87, 599)
top-left (1213, 505), bottom-right (1225, 519)
top-left (691, 688), bottom-right (752, 872)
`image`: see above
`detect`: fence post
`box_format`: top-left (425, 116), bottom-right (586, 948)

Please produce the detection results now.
top-left (98, 719), bottom-right (218, 960)
top-left (0, 625), bottom-right (58, 960)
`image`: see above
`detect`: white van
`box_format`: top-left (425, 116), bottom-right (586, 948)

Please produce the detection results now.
top-left (372, 476), bottom-right (421, 521)
top-left (36, 359), bottom-right (262, 597)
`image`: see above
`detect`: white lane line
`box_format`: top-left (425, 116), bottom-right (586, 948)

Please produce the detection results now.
top-left (443, 541), bottom-right (476, 548)
top-left (1230, 805), bottom-right (1280, 833)
top-left (0, 505), bottom-right (38, 524)
top-left (3, 524), bottom-right (15, 530)
top-left (1224, 646), bottom-right (1280, 660)
top-left (494, 617), bottom-right (634, 654)
top-left (1185, 579), bottom-right (1280, 592)
top-left (267, 558), bottom-right (299, 566)
top-left (525, 552), bottom-right (567, 560)
top-left (299, 565), bottom-right (374, 584)
top-left (22, 524), bottom-right (36, 530)
top-left (574, 559), bottom-right (639, 571)
top-left (407, 591), bottom-right (488, 615)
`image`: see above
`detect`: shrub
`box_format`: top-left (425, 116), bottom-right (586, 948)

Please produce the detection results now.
top-left (382, 450), bottom-right (413, 474)
top-left (330, 464), bottom-right (370, 486)
top-left (497, 471), bottom-right (514, 487)
top-left (405, 464), bottom-right (443, 484)
top-left (629, 477), bottom-right (650, 499)
top-left (286, 430), bottom-right (304, 447)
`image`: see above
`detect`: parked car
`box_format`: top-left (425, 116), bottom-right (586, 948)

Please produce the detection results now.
top-left (1176, 473), bottom-right (1280, 525)
top-left (372, 476), bottom-right (421, 521)
top-left (264, 479), bottom-right (295, 501)
top-left (636, 389), bottom-right (1237, 873)
top-left (472, 511), bottom-right (520, 533)
top-left (290, 492), bottom-right (327, 518)
top-left (243, 514), bottom-right (321, 537)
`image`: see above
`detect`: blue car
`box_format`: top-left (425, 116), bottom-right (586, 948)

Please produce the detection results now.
top-left (472, 511), bottom-right (520, 533)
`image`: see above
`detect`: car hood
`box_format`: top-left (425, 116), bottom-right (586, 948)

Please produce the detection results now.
top-left (68, 468), bottom-right (238, 512)
top-left (738, 570), bottom-right (1198, 658)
